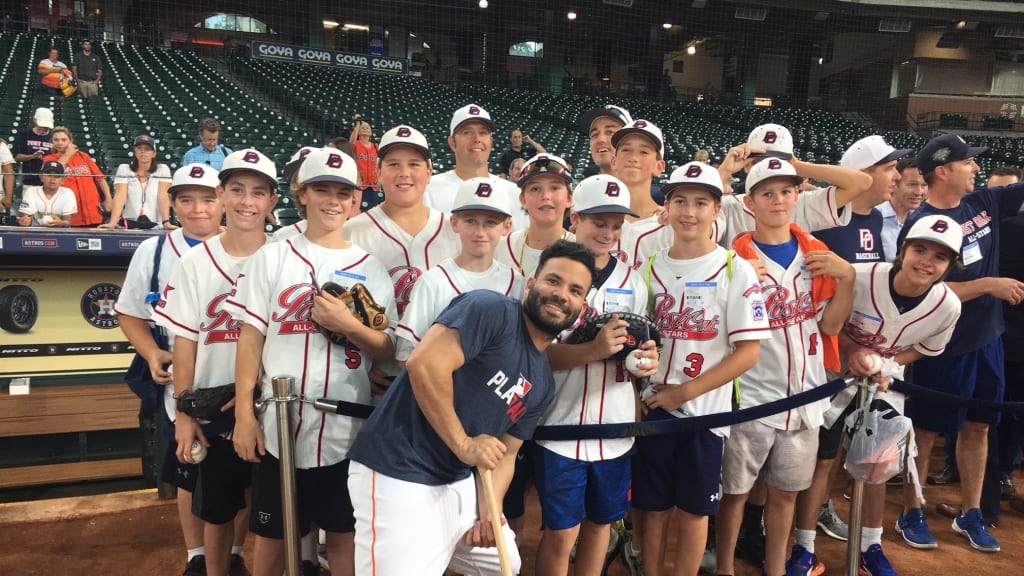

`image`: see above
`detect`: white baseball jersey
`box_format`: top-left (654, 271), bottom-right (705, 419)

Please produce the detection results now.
top-left (153, 235), bottom-right (261, 401)
top-left (343, 205), bottom-right (461, 319)
top-left (733, 235), bottom-right (834, 431)
top-left (640, 247), bottom-right (771, 436)
top-left (539, 258), bottom-right (648, 460)
top-left (395, 258), bottom-right (525, 361)
top-left (495, 229), bottom-right (577, 279)
top-left (844, 262), bottom-right (960, 380)
top-left (615, 215), bottom-right (675, 267)
top-left (424, 170), bottom-right (527, 230)
top-left (270, 219), bottom-right (306, 243)
top-left (18, 185), bottom-right (77, 224)
top-left (225, 234), bottom-right (397, 469)
top-left (717, 186), bottom-right (850, 249)
top-left (114, 229), bottom-right (195, 419)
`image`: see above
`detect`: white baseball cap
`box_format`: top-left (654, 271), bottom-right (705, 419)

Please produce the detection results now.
top-left (746, 123), bottom-right (794, 160)
top-left (745, 158), bottom-right (803, 193)
top-left (452, 176), bottom-right (514, 217)
top-left (572, 174), bottom-right (637, 217)
top-left (611, 119), bottom-right (665, 159)
top-left (379, 125), bottom-right (431, 161)
top-left (297, 148), bottom-right (359, 188)
top-left (219, 149), bottom-right (278, 189)
top-left (840, 135), bottom-right (912, 170)
top-left (282, 145), bottom-right (320, 183)
top-left (662, 161), bottom-right (725, 199)
top-left (34, 107), bottom-right (54, 129)
top-left (903, 214), bottom-right (962, 255)
top-left (169, 163), bottom-right (220, 197)
top-left (518, 154), bottom-right (574, 189)
top-left (449, 104), bottom-right (496, 135)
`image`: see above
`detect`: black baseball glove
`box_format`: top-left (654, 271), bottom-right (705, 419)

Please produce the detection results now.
top-left (564, 312), bottom-right (662, 360)
top-left (176, 384), bottom-right (236, 421)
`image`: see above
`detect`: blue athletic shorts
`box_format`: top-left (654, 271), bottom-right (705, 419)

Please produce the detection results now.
top-left (907, 339), bottom-right (1005, 432)
top-left (533, 445), bottom-right (631, 531)
top-left (631, 409), bottom-right (724, 516)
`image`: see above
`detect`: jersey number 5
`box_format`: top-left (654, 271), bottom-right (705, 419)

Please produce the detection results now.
top-left (683, 353), bottom-right (704, 377)
top-left (344, 343), bottom-right (362, 369)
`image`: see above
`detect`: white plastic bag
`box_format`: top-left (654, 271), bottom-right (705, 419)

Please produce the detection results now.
top-left (843, 387), bottom-right (912, 484)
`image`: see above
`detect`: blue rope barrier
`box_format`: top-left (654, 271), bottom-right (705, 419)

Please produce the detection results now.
top-left (891, 380), bottom-right (1024, 413)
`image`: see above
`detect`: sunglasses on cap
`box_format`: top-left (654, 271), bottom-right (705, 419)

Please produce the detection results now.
top-left (519, 156), bottom-right (572, 187)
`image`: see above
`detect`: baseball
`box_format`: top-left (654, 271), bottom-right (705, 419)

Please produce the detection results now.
top-left (864, 353), bottom-right (884, 375)
top-left (625, 352), bottom-right (648, 375)
top-left (190, 440), bottom-right (207, 464)
top-left (42, 215), bottom-right (55, 225)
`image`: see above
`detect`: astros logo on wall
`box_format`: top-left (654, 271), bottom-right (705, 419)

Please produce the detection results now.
top-left (81, 283), bottom-right (121, 329)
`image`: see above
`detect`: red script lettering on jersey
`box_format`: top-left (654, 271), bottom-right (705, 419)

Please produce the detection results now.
top-left (201, 292), bottom-right (243, 343)
top-left (272, 283), bottom-right (319, 334)
top-left (651, 294), bottom-right (720, 340)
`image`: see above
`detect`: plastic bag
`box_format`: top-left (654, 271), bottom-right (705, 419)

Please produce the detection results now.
top-left (843, 387), bottom-right (912, 484)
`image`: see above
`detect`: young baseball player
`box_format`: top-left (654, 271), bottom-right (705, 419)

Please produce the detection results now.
top-left (113, 163), bottom-right (225, 576)
top-left (839, 214), bottom-right (962, 575)
top-left (395, 175), bottom-right (523, 363)
top-left (153, 151), bottom-right (279, 576)
top-left (228, 148), bottom-right (397, 576)
top-left (16, 159), bottom-right (77, 227)
top-left (609, 120), bottom-right (671, 266)
top-left (896, 134), bottom-right (1024, 554)
top-left (270, 144), bottom-right (319, 243)
top-left (714, 158), bottom-right (855, 576)
top-left (347, 241), bottom-right (595, 576)
top-left (496, 154), bottom-right (576, 278)
top-left (533, 174), bottom-right (661, 576)
top-left (632, 162), bottom-right (770, 576)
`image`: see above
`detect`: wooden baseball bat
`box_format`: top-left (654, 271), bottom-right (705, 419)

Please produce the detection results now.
top-left (479, 467), bottom-right (513, 576)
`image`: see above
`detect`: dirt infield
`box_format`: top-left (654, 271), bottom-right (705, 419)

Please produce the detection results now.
top-left (1, 454), bottom-right (1021, 575)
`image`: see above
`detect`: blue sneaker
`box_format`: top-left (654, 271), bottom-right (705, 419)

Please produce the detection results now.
top-left (785, 544), bottom-right (825, 576)
top-left (859, 544), bottom-right (897, 576)
top-left (895, 508), bottom-right (937, 549)
top-left (952, 508), bottom-right (1000, 552)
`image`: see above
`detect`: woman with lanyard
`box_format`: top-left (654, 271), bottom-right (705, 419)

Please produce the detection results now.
top-left (44, 127), bottom-right (112, 227)
top-left (100, 134), bottom-right (172, 229)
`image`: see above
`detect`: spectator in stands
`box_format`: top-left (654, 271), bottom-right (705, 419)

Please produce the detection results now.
top-left (72, 39), bottom-right (103, 99)
top-left (987, 165), bottom-right (1022, 190)
top-left (879, 158), bottom-right (928, 261)
top-left (349, 115), bottom-right (381, 211)
top-left (182, 118), bottom-right (232, 170)
top-left (694, 148), bottom-right (711, 164)
top-left (13, 107), bottom-right (54, 187)
top-left (508, 157), bottom-right (526, 184)
top-left (16, 160), bottom-right (76, 227)
top-left (498, 128), bottom-right (546, 179)
top-left (579, 105), bottom-right (631, 178)
top-left (0, 138), bottom-right (14, 220)
top-left (44, 127), bottom-right (111, 227)
top-left (37, 47), bottom-right (67, 97)
top-left (423, 104), bottom-right (523, 229)
top-left (101, 135), bottom-right (173, 230)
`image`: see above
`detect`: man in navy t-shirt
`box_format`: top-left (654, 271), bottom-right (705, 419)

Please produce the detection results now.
top-left (347, 241), bottom-right (595, 576)
top-left (896, 133), bottom-right (1024, 554)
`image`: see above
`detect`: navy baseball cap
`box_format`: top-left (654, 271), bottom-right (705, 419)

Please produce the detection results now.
top-left (41, 160), bottom-right (65, 175)
top-left (133, 134), bottom-right (156, 149)
top-left (578, 105), bottom-right (632, 134)
top-left (916, 134), bottom-right (988, 175)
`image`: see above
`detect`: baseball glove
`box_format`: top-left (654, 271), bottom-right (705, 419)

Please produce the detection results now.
top-left (317, 282), bottom-right (389, 346)
top-left (564, 312), bottom-right (662, 360)
top-left (176, 384), bottom-right (236, 421)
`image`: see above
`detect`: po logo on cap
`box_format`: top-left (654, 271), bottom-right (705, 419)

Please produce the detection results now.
top-left (396, 127), bottom-right (412, 138)
top-left (930, 219), bottom-right (949, 234)
top-left (468, 106), bottom-right (480, 115)
top-left (475, 183), bottom-right (493, 198)
top-left (189, 166), bottom-right (205, 179)
top-left (326, 153), bottom-right (343, 168)
top-left (767, 159), bottom-right (782, 170)
top-left (685, 165), bottom-right (703, 178)
top-left (633, 120), bottom-right (647, 128)
top-left (243, 151), bottom-right (261, 164)
top-left (605, 182), bottom-right (620, 197)
top-left (763, 131), bottom-right (778, 144)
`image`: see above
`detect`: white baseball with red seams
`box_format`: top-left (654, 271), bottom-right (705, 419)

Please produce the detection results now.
top-left (864, 353), bottom-right (884, 374)
top-left (625, 351), bottom-right (648, 375)
top-left (190, 440), bottom-right (207, 464)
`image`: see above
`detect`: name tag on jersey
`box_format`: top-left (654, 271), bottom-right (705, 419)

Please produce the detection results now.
top-left (962, 241), bottom-right (983, 266)
top-left (684, 282), bottom-right (716, 309)
top-left (603, 287), bottom-right (633, 314)
top-left (334, 270), bottom-right (367, 283)
top-left (799, 266), bottom-right (814, 294)
top-left (850, 310), bottom-right (882, 335)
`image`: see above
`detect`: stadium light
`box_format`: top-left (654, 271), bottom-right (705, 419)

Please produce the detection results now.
top-left (344, 23), bottom-right (369, 31)
top-left (568, 11), bottom-right (577, 20)
top-left (479, 0), bottom-right (488, 8)
top-left (323, 20), bottom-right (339, 29)
top-left (663, 23), bottom-right (672, 30)
top-left (687, 45), bottom-right (696, 55)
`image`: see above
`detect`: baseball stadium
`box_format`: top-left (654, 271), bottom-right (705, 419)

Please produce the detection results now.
top-left (1, 1), bottom-right (1024, 575)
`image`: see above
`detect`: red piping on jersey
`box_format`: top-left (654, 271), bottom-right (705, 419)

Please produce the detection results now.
top-left (504, 269), bottom-right (515, 296)
top-left (733, 225), bottom-right (840, 372)
top-left (231, 302), bottom-right (269, 328)
top-left (204, 241), bottom-right (235, 284)
top-left (868, 262), bottom-right (950, 354)
top-left (729, 326), bottom-right (772, 337)
top-left (422, 216), bottom-right (446, 268)
top-left (295, 333), bottom-right (309, 447)
top-left (706, 262), bottom-right (728, 282)
top-left (826, 187), bottom-right (839, 226)
top-left (286, 239), bottom-right (318, 274)
top-left (630, 224), bottom-right (666, 265)
top-left (152, 308), bottom-right (199, 336)
top-left (168, 233), bottom-right (184, 258)
top-left (343, 253), bottom-right (372, 271)
top-left (318, 343), bottom-right (331, 466)
top-left (617, 266), bottom-right (633, 289)
top-left (395, 323), bottom-right (421, 342)
top-left (506, 234), bottom-right (521, 271)
top-left (439, 265), bottom-right (462, 294)
top-left (366, 210), bottom-right (412, 266)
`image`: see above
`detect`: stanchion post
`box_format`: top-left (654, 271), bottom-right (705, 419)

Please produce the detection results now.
top-left (272, 375), bottom-right (302, 576)
top-left (845, 378), bottom-right (868, 575)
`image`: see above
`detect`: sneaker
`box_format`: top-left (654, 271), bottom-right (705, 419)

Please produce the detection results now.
top-left (182, 555), bottom-right (207, 576)
top-left (229, 554), bottom-right (251, 576)
top-left (952, 508), bottom-right (1000, 552)
top-left (895, 508), bottom-right (937, 550)
top-left (926, 465), bottom-right (959, 485)
top-left (817, 499), bottom-right (849, 541)
top-left (785, 544), bottom-right (825, 576)
top-left (859, 544), bottom-right (897, 576)
top-left (622, 535), bottom-right (644, 576)
top-left (735, 509), bottom-right (766, 567)
top-left (1000, 479), bottom-right (1017, 501)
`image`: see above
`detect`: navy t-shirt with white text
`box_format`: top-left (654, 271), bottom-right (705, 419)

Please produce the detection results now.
top-left (814, 209), bottom-right (885, 264)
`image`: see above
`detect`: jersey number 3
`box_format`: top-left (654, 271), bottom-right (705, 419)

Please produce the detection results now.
top-left (683, 353), bottom-right (704, 377)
